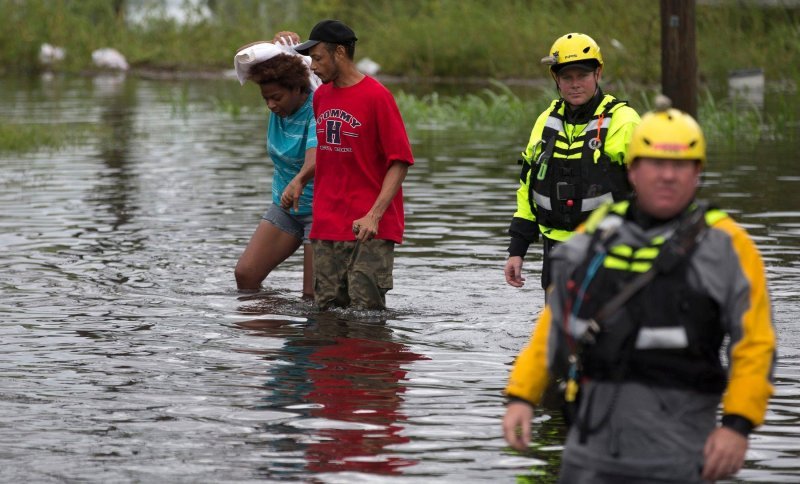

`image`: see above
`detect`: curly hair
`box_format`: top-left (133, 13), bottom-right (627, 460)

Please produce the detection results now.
top-left (249, 54), bottom-right (311, 92)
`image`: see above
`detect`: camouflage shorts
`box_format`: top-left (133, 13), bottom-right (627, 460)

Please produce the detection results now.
top-left (311, 239), bottom-right (395, 310)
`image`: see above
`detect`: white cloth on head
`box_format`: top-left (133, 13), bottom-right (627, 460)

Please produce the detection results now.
top-left (233, 38), bottom-right (320, 90)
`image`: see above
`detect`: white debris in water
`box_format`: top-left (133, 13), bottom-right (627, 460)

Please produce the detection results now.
top-left (39, 43), bottom-right (66, 66)
top-left (356, 57), bottom-right (381, 76)
top-left (91, 48), bottom-right (129, 71)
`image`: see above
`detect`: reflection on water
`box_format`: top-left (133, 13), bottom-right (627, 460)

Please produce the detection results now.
top-left (0, 75), bottom-right (798, 482)
top-left (235, 313), bottom-right (424, 477)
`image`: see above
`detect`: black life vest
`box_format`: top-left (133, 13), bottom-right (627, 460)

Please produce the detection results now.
top-left (529, 96), bottom-right (631, 231)
top-left (567, 206), bottom-right (725, 394)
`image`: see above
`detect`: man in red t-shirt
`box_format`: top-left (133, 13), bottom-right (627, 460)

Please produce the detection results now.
top-left (281, 20), bottom-right (414, 310)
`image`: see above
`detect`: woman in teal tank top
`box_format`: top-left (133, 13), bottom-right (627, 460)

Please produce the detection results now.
top-left (234, 41), bottom-right (318, 297)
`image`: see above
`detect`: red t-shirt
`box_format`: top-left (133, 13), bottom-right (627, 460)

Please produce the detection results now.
top-left (310, 76), bottom-right (414, 243)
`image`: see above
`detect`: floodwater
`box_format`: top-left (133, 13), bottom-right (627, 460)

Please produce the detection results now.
top-left (0, 74), bottom-right (798, 483)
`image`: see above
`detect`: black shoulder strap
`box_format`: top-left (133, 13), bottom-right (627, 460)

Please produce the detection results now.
top-left (600, 98), bottom-right (621, 113)
top-left (552, 98), bottom-right (565, 117)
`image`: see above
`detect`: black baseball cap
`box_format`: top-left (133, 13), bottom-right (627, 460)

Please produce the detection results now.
top-left (294, 19), bottom-right (357, 55)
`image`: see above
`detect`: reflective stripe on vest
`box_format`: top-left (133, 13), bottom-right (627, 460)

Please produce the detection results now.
top-left (533, 190), bottom-right (613, 212)
top-left (635, 326), bottom-right (689, 349)
top-left (541, 110), bottom-right (613, 139)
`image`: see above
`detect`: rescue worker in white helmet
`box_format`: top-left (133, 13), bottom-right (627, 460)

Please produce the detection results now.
top-left (502, 99), bottom-right (776, 483)
top-left (504, 33), bottom-right (641, 291)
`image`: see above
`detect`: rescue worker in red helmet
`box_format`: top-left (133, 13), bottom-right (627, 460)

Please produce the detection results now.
top-left (502, 99), bottom-right (776, 483)
top-left (504, 33), bottom-right (641, 292)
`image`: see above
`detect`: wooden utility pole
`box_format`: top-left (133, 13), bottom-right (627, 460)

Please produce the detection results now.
top-left (660, 0), bottom-right (697, 117)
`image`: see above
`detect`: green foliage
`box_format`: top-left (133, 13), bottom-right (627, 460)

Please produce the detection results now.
top-left (204, 75), bottom-right (796, 146)
top-left (0, 0), bottom-right (126, 73)
top-left (288, 0), bottom-right (649, 80)
top-left (0, 122), bottom-right (98, 152)
top-left (394, 83), bottom-right (797, 145)
top-left (394, 80), bottom-right (549, 135)
top-left (1, 0), bottom-right (798, 85)
top-left (1, 81), bottom-right (795, 154)
top-left (698, 89), bottom-right (798, 146)
top-left (0, 0), bottom-right (796, 153)
top-left (697, 3), bottom-right (800, 84)
top-left (294, 0), bottom-right (799, 85)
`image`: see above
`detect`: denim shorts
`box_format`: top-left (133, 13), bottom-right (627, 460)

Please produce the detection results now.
top-left (262, 204), bottom-right (313, 243)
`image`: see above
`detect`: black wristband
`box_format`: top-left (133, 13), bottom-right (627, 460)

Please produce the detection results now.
top-left (505, 395), bottom-right (535, 408)
top-left (721, 414), bottom-right (754, 437)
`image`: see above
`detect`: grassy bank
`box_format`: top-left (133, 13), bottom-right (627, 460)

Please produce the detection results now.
top-left (392, 83), bottom-right (798, 145)
top-left (2, 1), bottom-right (796, 153)
top-left (1, 0), bottom-right (798, 86)
top-left (0, 122), bottom-right (100, 153)
top-left (5, 81), bottom-right (791, 155)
